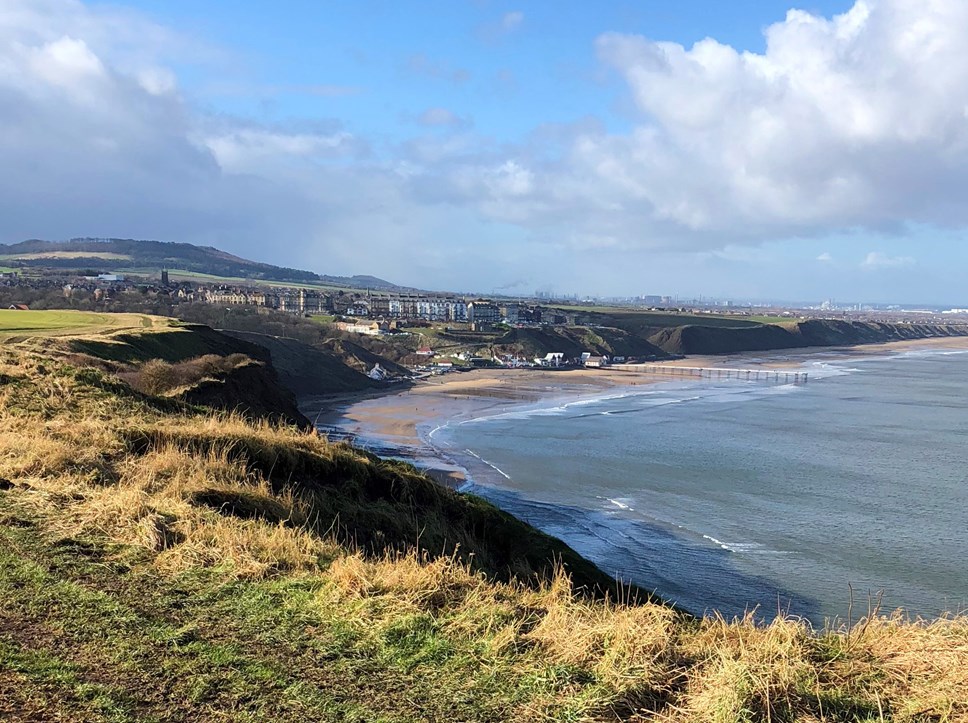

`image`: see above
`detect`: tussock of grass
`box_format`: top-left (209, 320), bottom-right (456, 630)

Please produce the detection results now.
top-left (3, 346), bottom-right (968, 721)
top-left (118, 352), bottom-right (255, 396)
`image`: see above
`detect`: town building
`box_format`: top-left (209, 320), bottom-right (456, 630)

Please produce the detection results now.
top-left (467, 300), bottom-right (501, 325)
top-left (336, 321), bottom-right (388, 336)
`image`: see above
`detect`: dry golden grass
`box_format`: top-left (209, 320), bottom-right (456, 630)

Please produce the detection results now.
top-left (527, 590), bottom-right (680, 690)
top-left (0, 359), bottom-right (333, 578)
top-left (3, 347), bottom-right (968, 721)
top-left (823, 612), bottom-right (968, 722)
top-left (677, 614), bottom-right (815, 722)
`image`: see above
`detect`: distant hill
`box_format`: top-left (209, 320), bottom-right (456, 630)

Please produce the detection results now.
top-left (0, 238), bottom-right (400, 290)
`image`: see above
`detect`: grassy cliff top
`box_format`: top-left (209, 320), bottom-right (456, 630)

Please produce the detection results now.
top-left (1, 342), bottom-right (967, 721)
top-left (0, 309), bottom-right (164, 338)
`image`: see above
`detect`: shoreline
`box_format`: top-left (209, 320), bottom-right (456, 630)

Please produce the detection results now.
top-left (299, 335), bottom-right (968, 489)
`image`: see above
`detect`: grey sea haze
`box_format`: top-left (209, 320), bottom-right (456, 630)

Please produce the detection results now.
top-left (427, 349), bottom-right (968, 624)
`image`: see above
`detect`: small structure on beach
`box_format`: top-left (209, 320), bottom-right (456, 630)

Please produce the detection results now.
top-left (534, 352), bottom-right (565, 367)
top-left (368, 364), bottom-right (387, 381)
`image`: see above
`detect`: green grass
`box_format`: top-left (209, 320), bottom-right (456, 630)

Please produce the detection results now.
top-left (3, 346), bottom-right (968, 721)
top-left (0, 309), bottom-right (167, 339)
top-left (134, 268), bottom-right (358, 293)
top-left (0, 502), bottom-right (586, 722)
top-left (547, 306), bottom-right (766, 330)
top-left (0, 511), bottom-right (414, 722)
top-left (745, 315), bottom-right (799, 324)
top-left (546, 304), bottom-right (643, 314)
top-left (0, 251), bottom-right (132, 261)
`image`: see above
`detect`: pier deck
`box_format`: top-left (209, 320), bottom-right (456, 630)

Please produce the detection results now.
top-left (610, 363), bottom-right (808, 384)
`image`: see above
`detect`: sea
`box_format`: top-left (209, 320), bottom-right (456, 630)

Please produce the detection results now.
top-left (417, 349), bottom-right (968, 625)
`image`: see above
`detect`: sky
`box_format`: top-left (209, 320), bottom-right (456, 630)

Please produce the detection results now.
top-left (3, 0), bottom-right (968, 304)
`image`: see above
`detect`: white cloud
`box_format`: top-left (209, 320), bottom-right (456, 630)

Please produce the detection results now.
top-left (406, 53), bottom-right (470, 84)
top-left (478, 10), bottom-right (524, 43)
top-left (817, 252), bottom-right (833, 262)
top-left (2, 0), bottom-right (967, 295)
top-left (569, 0), bottom-right (968, 246)
top-left (137, 67), bottom-right (177, 95)
top-left (399, 0), bottom-right (968, 258)
top-left (861, 251), bottom-right (915, 268)
top-left (501, 11), bottom-right (524, 33)
top-left (204, 129), bottom-right (359, 173)
top-left (416, 107), bottom-right (469, 128)
top-left (204, 83), bottom-right (362, 98)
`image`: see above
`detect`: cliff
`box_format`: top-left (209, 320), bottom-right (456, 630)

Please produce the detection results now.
top-left (223, 330), bottom-right (386, 396)
top-left (492, 325), bottom-right (668, 360)
top-left (648, 319), bottom-right (968, 356)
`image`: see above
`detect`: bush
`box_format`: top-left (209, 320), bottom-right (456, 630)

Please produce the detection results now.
top-left (138, 359), bottom-right (181, 395)
top-left (124, 354), bottom-right (256, 396)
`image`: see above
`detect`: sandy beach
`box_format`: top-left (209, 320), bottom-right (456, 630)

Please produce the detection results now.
top-left (305, 366), bottom-right (664, 447)
top-left (300, 335), bottom-right (968, 487)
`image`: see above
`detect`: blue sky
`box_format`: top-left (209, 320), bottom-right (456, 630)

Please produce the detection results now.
top-left (114, 1), bottom-right (851, 142)
top-left (4, 0), bottom-right (968, 304)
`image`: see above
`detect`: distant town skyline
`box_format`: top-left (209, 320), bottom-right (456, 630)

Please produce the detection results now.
top-left (3, 0), bottom-right (968, 304)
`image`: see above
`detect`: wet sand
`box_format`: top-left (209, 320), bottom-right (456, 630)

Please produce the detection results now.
top-left (306, 367), bottom-right (664, 448)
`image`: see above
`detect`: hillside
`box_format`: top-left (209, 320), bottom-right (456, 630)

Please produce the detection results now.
top-left (648, 319), bottom-right (968, 356)
top-left (0, 309), bottom-right (309, 427)
top-left (491, 325), bottom-right (668, 360)
top-left (223, 330), bottom-right (386, 396)
top-left (540, 308), bottom-right (968, 356)
top-left (0, 238), bottom-right (399, 290)
top-left (1, 322), bottom-right (967, 720)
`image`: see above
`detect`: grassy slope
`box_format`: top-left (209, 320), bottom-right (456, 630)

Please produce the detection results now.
top-left (0, 310), bottom-right (311, 429)
top-left (160, 268), bottom-right (354, 292)
top-left (0, 309), bottom-right (160, 339)
top-left (0, 251), bottom-right (133, 261)
top-left (551, 308), bottom-right (765, 330)
top-left (1, 346), bottom-right (967, 720)
top-left (0, 239), bottom-right (398, 289)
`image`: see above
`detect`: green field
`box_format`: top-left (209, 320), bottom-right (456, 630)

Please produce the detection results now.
top-left (745, 315), bottom-right (800, 324)
top-left (148, 269), bottom-right (358, 293)
top-left (549, 305), bottom-right (766, 328)
top-left (546, 303), bottom-right (644, 314)
top-left (0, 251), bottom-right (133, 261)
top-left (0, 310), bottom-right (162, 339)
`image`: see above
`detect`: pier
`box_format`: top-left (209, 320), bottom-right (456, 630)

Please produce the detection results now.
top-left (610, 363), bottom-right (808, 384)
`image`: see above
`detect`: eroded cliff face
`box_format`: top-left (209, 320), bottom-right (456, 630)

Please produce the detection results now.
top-left (647, 319), bottom-right (968, 356)
top-left (179, 360), bottom-right (312, 429)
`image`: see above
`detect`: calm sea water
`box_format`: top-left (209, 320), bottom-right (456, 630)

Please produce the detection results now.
top-left (430, 350), bottom-right (968, 623)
